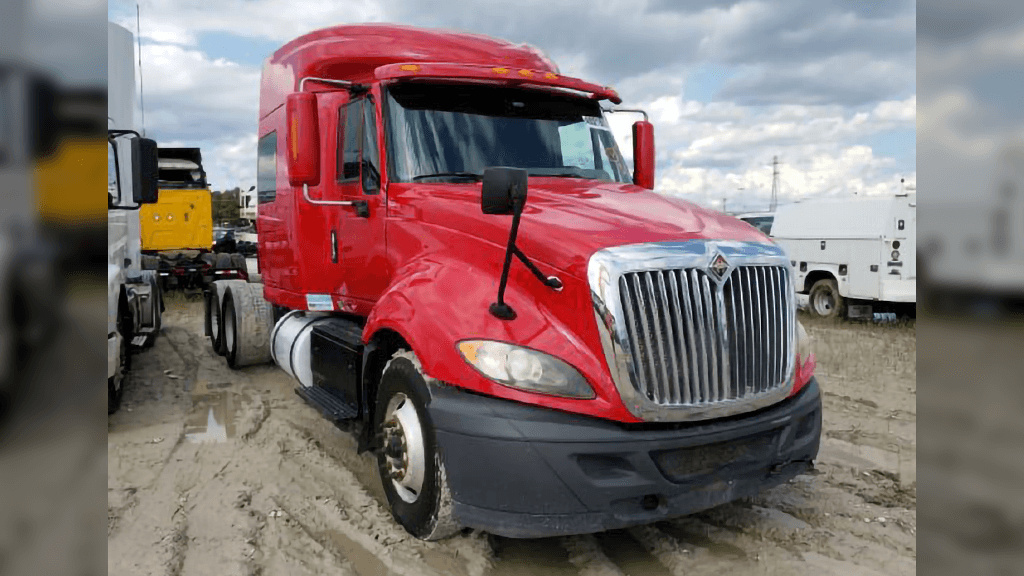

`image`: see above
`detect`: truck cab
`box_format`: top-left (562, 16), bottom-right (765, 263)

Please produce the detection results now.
top-left (108, 21), bottom-right (162, 413)
top-left (215, 24), bottom-right (822, 540)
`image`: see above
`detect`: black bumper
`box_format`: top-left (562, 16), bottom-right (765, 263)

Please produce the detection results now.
top-left (428, 378), bottom-right (822, 539)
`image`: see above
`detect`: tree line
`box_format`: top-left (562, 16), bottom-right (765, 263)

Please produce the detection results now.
top-left (211, 188), bottom-right (241, 225)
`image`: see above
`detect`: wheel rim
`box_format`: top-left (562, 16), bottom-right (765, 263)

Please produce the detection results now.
top-left (813, 289), bottom-right (835, 315)
top-left (382, 393), bottom-right (426, 504)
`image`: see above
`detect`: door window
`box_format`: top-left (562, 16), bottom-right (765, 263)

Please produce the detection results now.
top-left (337, 97), bottom-right (381, 194)
top-left (338, 99), bottom-right (362, 183)
top-left (257, 131), bottom-right (277, 204)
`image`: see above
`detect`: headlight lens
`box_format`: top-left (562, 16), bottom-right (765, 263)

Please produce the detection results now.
top-left (457, 340), bottom-right (595, 399)
top-left (796, 320), bottom-right (813, 362)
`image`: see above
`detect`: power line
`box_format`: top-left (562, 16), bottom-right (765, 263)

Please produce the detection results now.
top-left (770, 155), bottom-right (779, 212)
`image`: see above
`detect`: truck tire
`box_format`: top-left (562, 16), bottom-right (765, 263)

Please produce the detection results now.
top-left (215, 253), bottom-right (233, 270)
top-left (109, 305), bottom-right (132, 414)
top-left (199, 252), bottom-right (217, 268)
top-left (809, 278), bottom-right (845, 319)
top-left (109, 330), bottom-right (127, 414)
top-left (204, 287), bottom-right (219, 350)
top-left (374, 350), bottom-right (460, 541)
top-left (206, 280), bottom-right (246, 356)
top-left (229, 253), bottom-right (247, 272)
top-left (222, 282), bottom-right (273, 369)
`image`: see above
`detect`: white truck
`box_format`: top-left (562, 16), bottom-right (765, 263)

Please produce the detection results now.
top-left (0, 62), bottom-right (63, 408)
top-left (767, 192), bottom-right (917, 319)
top-left (108, 21), bottom-right (162, 413)
top-left (239, 185), bottom-right (257, 228)
top-left (919, 144), bottom-right (1024, 309)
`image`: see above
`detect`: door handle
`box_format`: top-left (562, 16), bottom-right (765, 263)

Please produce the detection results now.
top-left (352, 201), bottom-right (369, 218)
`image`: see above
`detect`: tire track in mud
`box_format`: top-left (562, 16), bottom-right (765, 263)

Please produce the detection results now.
top-left (561, 534), bottom-right (627, 576)
top-left (239, 413), bottom-right (496, 576)
top-left (111, 299), bottom-right (916, 576)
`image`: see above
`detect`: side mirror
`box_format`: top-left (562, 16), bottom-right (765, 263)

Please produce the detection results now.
top-left (248, 185), bottom-right (255, 191)
top-left (131, 137), bottom-right (159, 204)
top-left (481, 167), bottom-right (528, 215)
top-left (286, 92), bottom-right (320, 187)
top-left (632, 120), bottom-right (655, 189)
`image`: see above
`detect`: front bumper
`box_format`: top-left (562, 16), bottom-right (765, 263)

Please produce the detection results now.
top-left (429, 378), bottom-right (822, 538)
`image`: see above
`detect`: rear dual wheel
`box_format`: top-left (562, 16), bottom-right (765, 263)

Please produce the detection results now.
top-left (205, 285), bottom-right (225, 355)
top-left (221, 282), bottom-right (273, 370)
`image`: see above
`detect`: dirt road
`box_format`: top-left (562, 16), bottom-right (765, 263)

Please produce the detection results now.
top-left (108, 296), bottom-right (916, 576)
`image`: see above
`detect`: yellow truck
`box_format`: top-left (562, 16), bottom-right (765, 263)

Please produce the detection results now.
top-left (139, 148), bottom-right (248, 289)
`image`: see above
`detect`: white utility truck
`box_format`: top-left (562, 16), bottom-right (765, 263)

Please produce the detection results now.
top-left (108, 21), bottom-right (162, 413)
top-left (769, 191), bottom-right (917, 319)
top-left (919, 144), bottom-right (1024, 309)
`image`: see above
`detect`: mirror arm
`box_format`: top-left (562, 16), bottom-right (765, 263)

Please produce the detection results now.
top-left (490, 199), bottom-right (562, 321)
top-left (490, 199), bottom-right (523, 320)
top-left (603, 107), bottom-right (648, 121)
top-left (512, 246), bottom-right (562, 290)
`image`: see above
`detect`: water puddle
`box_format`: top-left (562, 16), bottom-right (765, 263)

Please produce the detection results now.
top-left (184, 381), bottom-right (239, 443)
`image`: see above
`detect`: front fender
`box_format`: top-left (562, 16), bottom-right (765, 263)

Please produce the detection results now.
top-left (364, 255), bottom-right (638, 422)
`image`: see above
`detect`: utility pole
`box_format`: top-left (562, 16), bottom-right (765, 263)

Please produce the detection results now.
top-left (770, 155), bottom-right (779, 212)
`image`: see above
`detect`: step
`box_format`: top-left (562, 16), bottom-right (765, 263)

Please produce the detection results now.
top-left (295, 385), bottom-right (358, 421)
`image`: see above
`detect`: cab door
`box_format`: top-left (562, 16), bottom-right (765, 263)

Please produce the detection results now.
top-left (324, 92), bottom-right (386, 314)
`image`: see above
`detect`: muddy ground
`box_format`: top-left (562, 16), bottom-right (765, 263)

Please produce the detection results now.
top-left (108, 295), bottom-right (916, 576)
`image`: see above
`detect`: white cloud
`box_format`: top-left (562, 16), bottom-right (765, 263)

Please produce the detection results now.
top-left (107, 0), bottom-right (915, 200)
top-left (113, 0), bottom-right (385, 47)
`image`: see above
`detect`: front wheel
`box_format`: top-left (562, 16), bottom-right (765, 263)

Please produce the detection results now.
top-left (375, 350), bottom-right (460, 541)
top-left (809, 278), bottom-right (845, 319)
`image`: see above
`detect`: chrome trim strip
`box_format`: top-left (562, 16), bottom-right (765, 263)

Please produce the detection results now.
top-left (588, 240), bottom-right (795, 422)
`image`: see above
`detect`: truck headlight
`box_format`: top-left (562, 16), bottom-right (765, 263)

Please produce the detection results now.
top-left (796, 320), bottom-right (813, 362)
top-left (457, 340), bottom-right (595, 399)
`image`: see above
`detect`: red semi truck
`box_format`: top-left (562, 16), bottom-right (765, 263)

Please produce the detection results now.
top-left (206, 24), bottom-right (822, 540)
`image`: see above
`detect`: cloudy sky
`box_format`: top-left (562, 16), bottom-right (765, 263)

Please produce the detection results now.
top-left (918, 0), bottom-right (1024, 208)
top-left (108, 0), bottom-right (916, 212)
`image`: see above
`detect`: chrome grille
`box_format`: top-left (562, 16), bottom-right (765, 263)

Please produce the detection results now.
top-left (588, 240), bottom-right (796, 422)
top-left (618, 266), bottom-right (792, 406)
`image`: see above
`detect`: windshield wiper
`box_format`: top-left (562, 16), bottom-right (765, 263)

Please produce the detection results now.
top-left (532, 172), bottom-right (585, 178)
top-left (411, 172), bottom-right (483, 182)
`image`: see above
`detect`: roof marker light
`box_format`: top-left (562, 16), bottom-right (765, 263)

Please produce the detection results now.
top-left (400, 64), bottom-right (420, 71)
top-left (544, 72), bottom-right (557, 79)
top-left (519, 69), bottom-right (533, 77)
top-left (493, 67), bottom-right (509, 74)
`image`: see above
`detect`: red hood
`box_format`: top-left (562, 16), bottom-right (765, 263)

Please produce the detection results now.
top-left (390, 178), bottom-right (769, 279)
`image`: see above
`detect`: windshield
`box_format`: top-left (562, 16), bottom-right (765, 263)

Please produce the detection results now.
top-left (384, 82), bottom-right (632, 184)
